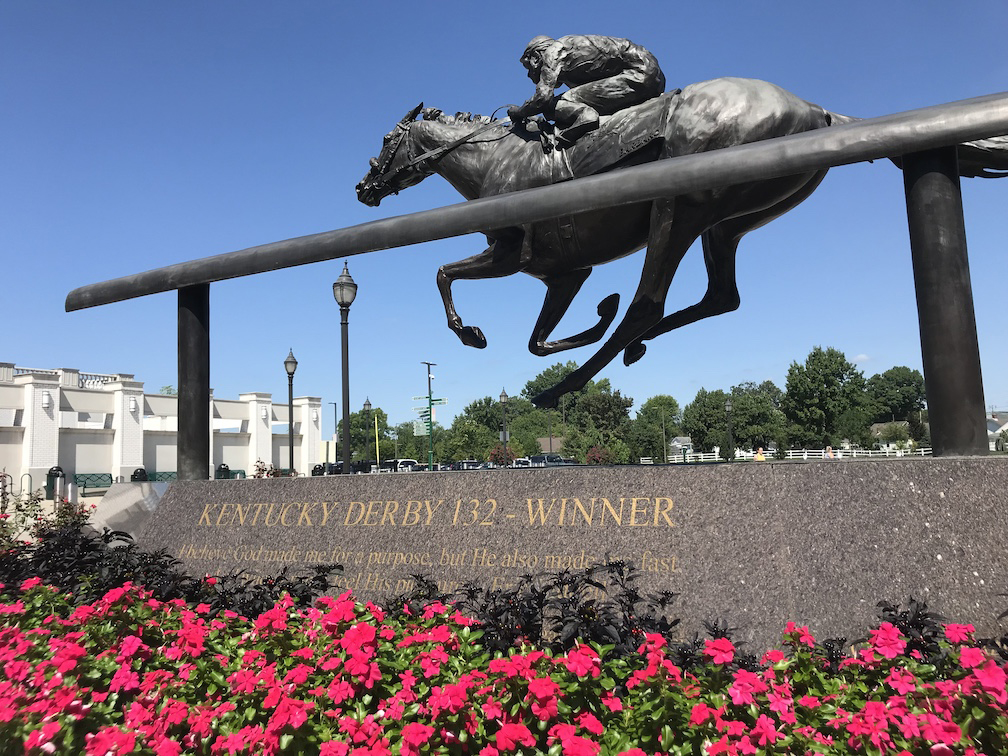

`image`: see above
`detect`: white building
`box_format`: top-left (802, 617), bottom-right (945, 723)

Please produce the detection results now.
top-left (0, 362), bottom-right (321, 491)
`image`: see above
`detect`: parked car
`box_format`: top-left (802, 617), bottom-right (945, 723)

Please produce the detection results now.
top-left (529, 453), bottom-right (564, 467)
top-left (512, 457), bottom-right (531, 468)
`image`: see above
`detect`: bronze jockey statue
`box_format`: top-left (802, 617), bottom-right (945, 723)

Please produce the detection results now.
top-left (508, 34), bottom-right (666, 145)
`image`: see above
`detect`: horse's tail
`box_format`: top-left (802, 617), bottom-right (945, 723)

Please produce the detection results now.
top-left (821, 107), bottom-right (1008, 179)
top-left (956, 135), bottom-right (1008, 178)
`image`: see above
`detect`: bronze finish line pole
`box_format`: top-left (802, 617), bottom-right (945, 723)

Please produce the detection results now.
top-left (178, 284), bottom-right (210, 480)
top-left (903, 147), bottom-right (988, 455)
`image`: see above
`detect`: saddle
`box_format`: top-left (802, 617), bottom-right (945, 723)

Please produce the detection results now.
top-left (553, 89), bottom-right (680, 179)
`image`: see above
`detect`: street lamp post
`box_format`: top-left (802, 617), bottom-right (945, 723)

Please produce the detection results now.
top-left (725, 396), bottom-right (734, 462)
top-left (328, 401), bottom-right (338, 468)
top-left (364, 397), bottom-right (377, 470)
top-left (333, 262), bottom-right (358, 475)
top-left (500, 388), bottom-right (509, 467)
top-left (284, 350), bottom-right (298, 473)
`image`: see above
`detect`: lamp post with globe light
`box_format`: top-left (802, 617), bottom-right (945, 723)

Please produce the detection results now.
top-left (284, 350), bottom-right (297, 473)
top-left (333, 262), bottom-right (358, 474)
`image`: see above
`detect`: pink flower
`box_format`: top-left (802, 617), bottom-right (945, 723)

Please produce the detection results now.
top-left (600, 691), bottom-right (623, 712)
top-left (689, 702), bottom-right (715, 726)
top-left (761, 649), bottom-right (785, 665)
top-left (576, 711), bottom-right (604, 735)
top-left (972, 659), bottom-right (1008, 704)
top-left (400, 722), bottom-right (435, 756)
top-left (20, 577), bottom-right (42, 591)
top-left (885, 668), bottom-right (918, 695)
top-left (495, 723), bottom-right (536, 751)
top-left (704, 638), bottom-right (736, 665)
top-left (869, 622), bottom-right (906, 660)
top-left (784, 621), bottom-right (815, 648)
top-left (958, 646), bottom-right (987, 669)
top-left (750, 713), bottom-right (780, 745)
top-left (944, 623), bottom-right (975, 643)
top-left (728, 669), bottom-right (768, 706)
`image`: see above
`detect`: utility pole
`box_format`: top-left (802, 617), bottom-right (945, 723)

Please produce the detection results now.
top-left (422, 361), bottom-right (436, 470)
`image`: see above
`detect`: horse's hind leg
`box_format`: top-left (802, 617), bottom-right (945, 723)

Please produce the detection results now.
top-left (623, 169), bottom-right (829, 365)
top-left (533, 198), bottom-right (702, 408)
top-left (528, 270), bottom-right (620, 356)
top-left (437, 233), bottom-right (523, 349)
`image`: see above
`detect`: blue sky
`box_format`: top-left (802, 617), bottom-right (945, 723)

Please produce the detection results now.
top-left (3, 1), bottom-right (1006, 436)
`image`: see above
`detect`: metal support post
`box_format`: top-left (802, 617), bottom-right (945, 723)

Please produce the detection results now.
top-left (903, 146), bottom-right (988, 456)
top-left (178, 284), bottom-right (210, 480)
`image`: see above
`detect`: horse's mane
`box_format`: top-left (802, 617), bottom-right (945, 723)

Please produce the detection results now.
top-left (421, 108), bottom-right (494, 125)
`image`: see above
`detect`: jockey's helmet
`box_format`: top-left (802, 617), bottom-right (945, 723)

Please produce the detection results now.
top-left (521, 35), bottom-right (554, 68)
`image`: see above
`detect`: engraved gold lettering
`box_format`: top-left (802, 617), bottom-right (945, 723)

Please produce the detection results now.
top-left (319, 501), bottom-right (336, 526)
top-left (263, 503), bottom-right (281, 526)
top-left (423, 499), bottom-right (443, 525)
top-left (280, 503), bottom-right (296, 526)
top-left (380, 500), bottom-right (400, 525)
top-left (570, 498), bottom-right (593, 526)
top-left (231, 502), bottom-right (251, 526)
top-left (598, 497), bottom-right (623, 525)
top-left (214, 503), bottom-right (231, 526)
top-left (345, 502), bottom-right (365, 526)
top-left (527, 498), bottom-right (555, 525)
top-left (363, 501), bottom-right (382, 526)
top-left (402, 501), bottom-right (423, 526)
top-left (198, 503), bottom-right (216, 526)
top-left (653, 497), bottom-right (674, 527)
top-left (248, 502), bottom-right (268, 526)
top-left (629, 497), bottom-right (650, 526)
top-left (298, 502), bottom-right (317, 526)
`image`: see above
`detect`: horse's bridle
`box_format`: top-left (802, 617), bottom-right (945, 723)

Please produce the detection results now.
top-left (372, 117), bottom-right (505, 193)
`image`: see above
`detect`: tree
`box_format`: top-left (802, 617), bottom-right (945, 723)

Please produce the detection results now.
top-left (337, 406), bottom-right (390, 461)
top-left (682, 388), bottom-right (731, 453)
top-left (866, 366), bottom-right (926, 423)
top-left (782, 347), bottom-right (869, 447)
top-left (629, 395), bottom-right (682, 462)
top-left (727, 382), bottom-right (787, 451)
top-left (160, 385), bottom-right (176, 395)
top-left (443, 416), bottom-right (495, 462)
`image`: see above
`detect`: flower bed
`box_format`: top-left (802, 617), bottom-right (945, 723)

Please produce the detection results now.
top-left (2, 577), bottom-right (1007, 755)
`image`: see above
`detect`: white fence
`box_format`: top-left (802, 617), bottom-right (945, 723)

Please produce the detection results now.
top-left (641, 447), bottom-right (933, 464)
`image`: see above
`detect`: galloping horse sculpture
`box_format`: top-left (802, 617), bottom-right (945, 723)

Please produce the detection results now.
top-left (356, 77), bottom-right (1007, 408)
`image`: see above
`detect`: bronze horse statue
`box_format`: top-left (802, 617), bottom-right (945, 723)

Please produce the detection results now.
top-left (356, 77), bottom-right (1007, 408)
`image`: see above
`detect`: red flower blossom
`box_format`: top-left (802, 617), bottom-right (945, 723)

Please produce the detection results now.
top-left (601, 691), bottom-right (623, 712)
top-left (728, 669), bottom-right (768, 706)
top-left (885, 668), bottom-right (918, 695)
top-left (400, 722), bottom-right (436, 756)
top-left (958, 646), bottom-right (987, 669)
top-left (689, 702), bottom-right (715, 726)
top-left (495, 723), bottom-right (536, 751)
top-left (576, 711), bottom-right (604, 735)
top-left (944, 623), bottom-right (975, 643)
top-left (869, 622), bottom-right (906, 660)
top-left (972, 659), bottom-right (1008, 704)
top-left (704, 638), bottom-right (736, 665)
top-left (750, 713), bottom-right (780, 745)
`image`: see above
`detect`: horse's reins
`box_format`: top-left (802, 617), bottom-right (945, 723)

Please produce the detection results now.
top-left (376, 106), bottom-right (511, 189)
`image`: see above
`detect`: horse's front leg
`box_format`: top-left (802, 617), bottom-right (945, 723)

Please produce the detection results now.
top-left (528, 269), bottom-right (620, 356)
top-left (437, 231), bottom-right (524, 349)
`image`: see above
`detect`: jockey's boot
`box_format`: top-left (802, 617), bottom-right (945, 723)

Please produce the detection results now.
top-left (555, 102), bottom-right (600, 147)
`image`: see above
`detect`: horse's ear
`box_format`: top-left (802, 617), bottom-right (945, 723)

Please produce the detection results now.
top-left (401, 103), bottom-right (424, 124)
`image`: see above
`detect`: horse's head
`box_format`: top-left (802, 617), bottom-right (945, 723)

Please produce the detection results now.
top-left (356, 103), bottom-right (431, 207)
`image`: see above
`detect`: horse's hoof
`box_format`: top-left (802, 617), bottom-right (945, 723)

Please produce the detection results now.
top-left (623, 342), bottom-right (646, 366)
top-left (532, 389), bottom-right (559, 409)
top-left (597, 292), bottom-right (620, 320)
top-left (459, 326), bottom-right (487, 349)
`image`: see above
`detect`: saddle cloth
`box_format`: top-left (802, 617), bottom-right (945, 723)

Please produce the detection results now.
top-left (558, 89), bottom-right (680, 179)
